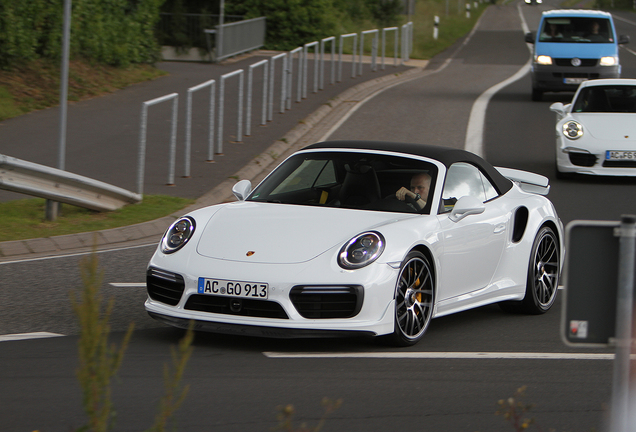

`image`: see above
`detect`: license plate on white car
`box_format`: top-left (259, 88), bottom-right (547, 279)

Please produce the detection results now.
top-left (564, 77), bottom-right (586, 85)
top-left (606, 150), bottom-right (636, 161)
top-left (197, 278), bottom-right (268, 299)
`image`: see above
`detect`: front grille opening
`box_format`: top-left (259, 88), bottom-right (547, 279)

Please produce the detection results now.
top-left (554, 58), bottom-right (598, 67)
top-left (569, 152), bottom-right (597, 167)
top-left (603, 160), bottom-right (636, 168)
top-left (184, 295), bottom-right (289, 319)
top-left (290, 285), bottom-right (364, 319)
top-left (146, 267), bottom-right (186, 306)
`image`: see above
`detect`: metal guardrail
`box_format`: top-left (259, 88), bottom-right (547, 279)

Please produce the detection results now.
top-left (206, 17), bottom-right (267, 63)
top-left (0, 154), bottom-right (142, 211)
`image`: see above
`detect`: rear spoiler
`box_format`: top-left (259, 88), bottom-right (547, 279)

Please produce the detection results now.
top-left (495, 167), bottom-right (550, 196)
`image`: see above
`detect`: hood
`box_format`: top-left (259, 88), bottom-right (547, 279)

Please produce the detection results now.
top-left (535, 42), bottom-right (617, 59)
top-left (570, 113), bottom-right (636, 140)
top-left (196, 202), bottom-right (407, 264)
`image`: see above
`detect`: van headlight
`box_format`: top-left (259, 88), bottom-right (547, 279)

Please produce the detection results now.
top-left (562, 121), bottom-right (583, 139)
top-left (536, 55), bottom-right (552, 65)
top-left (600, 56), bottom-right (618, 66)
top-left (338, 232), bottom-right (385, 269)
top-left (161, 216), bottom-right (196, 254)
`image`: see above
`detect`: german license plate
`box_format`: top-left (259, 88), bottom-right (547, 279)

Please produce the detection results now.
top-left (564, 77), bottom-right (586, 85)
top-left (198, 278), bottom-right (268, 299)
top-left (606, 150), bottom-right (636, 161)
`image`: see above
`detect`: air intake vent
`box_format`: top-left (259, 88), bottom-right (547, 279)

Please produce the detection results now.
top-left (569, 152), bottom-right (597, 167)
top-left (146, 267), bottom-right (185, 306)
top-left (184, 295), bottom-right (289, 319)
top-left (290, 285), bottom-right (364, 319)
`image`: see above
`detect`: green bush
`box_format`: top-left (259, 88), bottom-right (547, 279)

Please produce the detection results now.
top-left (0, 0), bottom-right (163, 70)
top-left (225, 0), bottom-right (404, 51)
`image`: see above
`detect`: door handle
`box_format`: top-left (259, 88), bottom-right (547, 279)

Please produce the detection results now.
top-left (494, 224), bottom-right (506, 234)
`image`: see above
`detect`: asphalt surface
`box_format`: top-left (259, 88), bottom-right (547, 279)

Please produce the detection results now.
top-left (0, 52), bottom-right (427, 261)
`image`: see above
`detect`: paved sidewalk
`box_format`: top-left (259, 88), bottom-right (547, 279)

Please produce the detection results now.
top-left (0, 55), bottom-right (428, 262)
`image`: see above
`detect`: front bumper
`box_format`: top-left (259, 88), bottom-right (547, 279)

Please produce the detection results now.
top-left (144, 253), bottom-right (399, 338)
top-left (556, 144), bottom-right (636, 176)
top-left (532, 64), bottom-right (620, 93)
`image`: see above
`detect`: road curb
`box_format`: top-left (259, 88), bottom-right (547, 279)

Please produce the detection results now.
top-left (0, 60), bottom-right (428, 262)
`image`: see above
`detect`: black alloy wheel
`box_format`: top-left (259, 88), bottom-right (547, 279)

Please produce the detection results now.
top-left (390, 251), bottom-right (435, 346)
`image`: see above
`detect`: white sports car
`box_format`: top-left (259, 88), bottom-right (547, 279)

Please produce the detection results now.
top-left (145, 141), bottom-right (563, 346)
top-left (550, 78), bottom-right (636, 177)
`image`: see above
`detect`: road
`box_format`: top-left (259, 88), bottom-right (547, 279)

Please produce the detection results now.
top-left (2, 1), bottom-right (636, 431)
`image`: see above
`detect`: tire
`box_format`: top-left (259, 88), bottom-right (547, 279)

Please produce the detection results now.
top-left (531, 88), bottom-right (543, 101)
top-left (389, 251), bottom-right (435, 346)
top-left (500, 226), bottom-right (560, 314)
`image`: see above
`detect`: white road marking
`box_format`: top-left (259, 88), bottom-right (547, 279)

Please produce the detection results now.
top-left (263, 351), bottom-right (616, 360)
top-left (464, 3), bottom-right (533, 158)
top-left (0, 332), bottom-right (65, 342)
top-left (0, 243), bottom-right (156, 265)
top-left (109, 282), bottom-right (146, 288)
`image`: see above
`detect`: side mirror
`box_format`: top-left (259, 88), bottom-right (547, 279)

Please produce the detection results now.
top-left (449, 196), bottom-right (485, 222)
top-left (525, 32), bottom-right (535, 44)
top-left (619, 34), bottom-right (630, 45)
top-left (232, 179), bottom-right (252, 201)
top-left (549, 102), bottom-right (565, 114)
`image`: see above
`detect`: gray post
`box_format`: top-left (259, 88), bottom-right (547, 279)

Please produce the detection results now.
top-left (609, 215), bottom-right (636, 432)
top-left (218, 0), bottom-right (224, 60)
top-left (48, 0), bottom-right (72, 221)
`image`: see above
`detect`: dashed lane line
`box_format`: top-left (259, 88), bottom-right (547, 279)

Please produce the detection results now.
top-left (0, 332), bottom-right (65, 342)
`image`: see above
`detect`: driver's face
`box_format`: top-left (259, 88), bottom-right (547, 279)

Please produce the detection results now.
top-left (410, 175), bottom-right (430, 197)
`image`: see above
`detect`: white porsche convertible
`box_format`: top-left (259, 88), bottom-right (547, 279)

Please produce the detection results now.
top-left (550, 78), bottom-right (636, 177)
top-left (146, 141), bottom-right (563, 346)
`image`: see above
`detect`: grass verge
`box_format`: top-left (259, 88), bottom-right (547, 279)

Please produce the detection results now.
top-left (0, 195), bottom-right (194, 242)
top-left (0, 59), bottom-right (167, 122)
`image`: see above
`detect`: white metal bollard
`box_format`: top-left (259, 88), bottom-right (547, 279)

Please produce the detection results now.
top-left (218, 69), bottom-right (244, 153)
top-left (246, 59), bottom-right (268, 137)
top-left (185, 79), bottom-right (215, 168)
top-left (338, 33), bottom-right (358, 82)
top-left (137, 93), bottom-right (179, 195)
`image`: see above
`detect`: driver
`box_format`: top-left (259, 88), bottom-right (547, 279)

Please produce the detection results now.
top-left (396, 172), bottom-right (431, 210)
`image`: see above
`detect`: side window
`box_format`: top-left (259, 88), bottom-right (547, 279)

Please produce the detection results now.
top-left (481, 171), bottom-right (498, 201)
top-left (441, 163), bottom-right (498, 212)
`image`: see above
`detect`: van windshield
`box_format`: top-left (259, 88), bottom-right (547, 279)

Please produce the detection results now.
top-left (539, 17), bottom-right (613, 43)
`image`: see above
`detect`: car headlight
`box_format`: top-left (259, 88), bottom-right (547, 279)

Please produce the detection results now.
top-left (536, 55), bottom-right (552, 65)
top-left (600, 56), bottom-right (618, 66)
top-left (161, 216), bottom-right (196, 254)
top-left (562, 121), bottom-right (583, 139)
top-left (338, 231), bottom-right (385, 269)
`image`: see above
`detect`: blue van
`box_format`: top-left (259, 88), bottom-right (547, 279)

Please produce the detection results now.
top-left (525, 9), bottom-right (629, 101)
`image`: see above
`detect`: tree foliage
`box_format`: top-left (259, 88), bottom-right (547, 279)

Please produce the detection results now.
top-left (225, 0), bottom-right (338, 51)
top-left (224, 0), bottom-right (403, 50)
top-left (0, 0), bottom-right (164, 70)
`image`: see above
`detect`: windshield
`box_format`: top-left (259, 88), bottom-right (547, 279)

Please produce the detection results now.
top-left (248, 151), bottom-right (438, 214)
top-left (572, 85), bottom-right (636, 113)
top-left (539, 17), bottom-right (613, 43)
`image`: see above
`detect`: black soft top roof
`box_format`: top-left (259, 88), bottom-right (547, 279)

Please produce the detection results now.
top-left (302, 140), bottom-right (513, 194)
